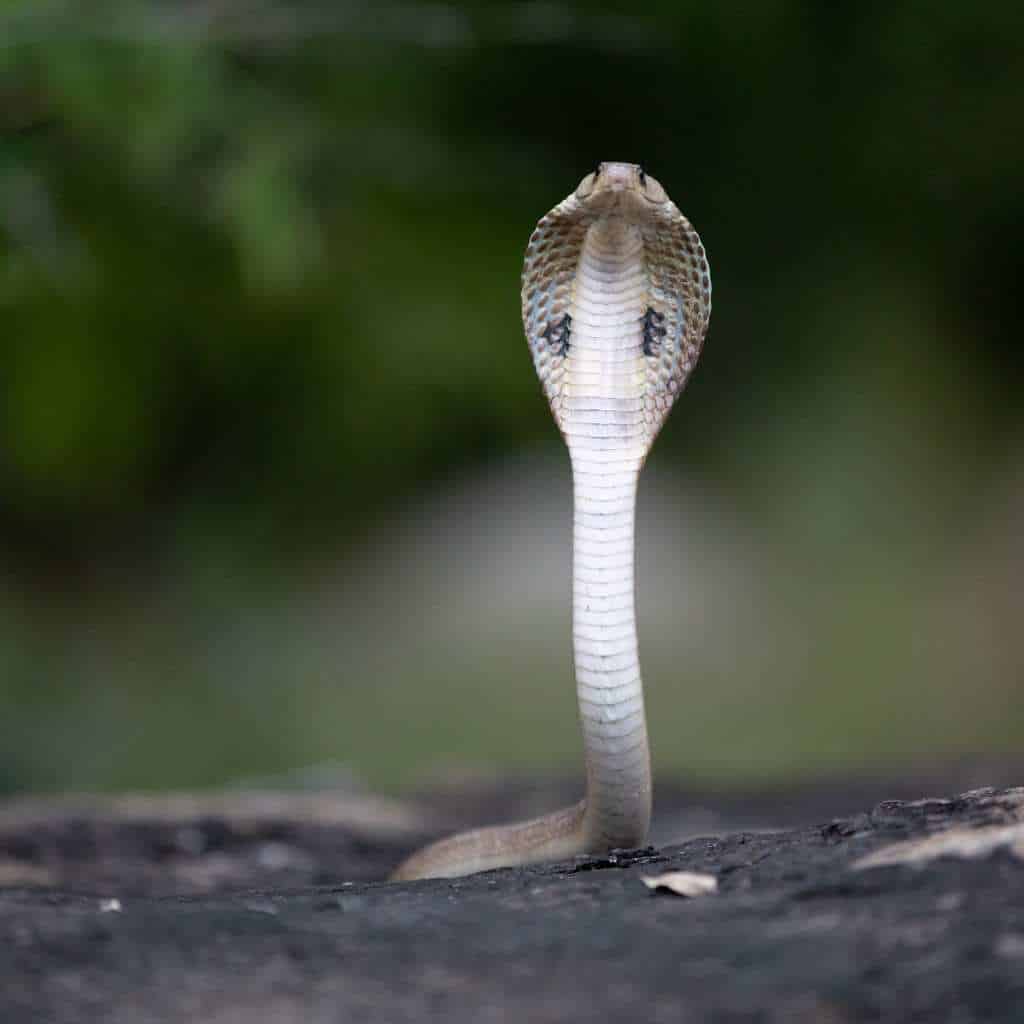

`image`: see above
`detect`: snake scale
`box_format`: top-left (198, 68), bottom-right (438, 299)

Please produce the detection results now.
top-left (393, 162), bottom-right (711, 880)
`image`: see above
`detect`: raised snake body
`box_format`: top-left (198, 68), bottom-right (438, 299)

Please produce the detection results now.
top-left (392, 163), bottom-right (711, 881)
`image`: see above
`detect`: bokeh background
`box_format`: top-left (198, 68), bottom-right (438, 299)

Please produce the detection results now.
top-left (1, 1), bottom-right (1021, 798)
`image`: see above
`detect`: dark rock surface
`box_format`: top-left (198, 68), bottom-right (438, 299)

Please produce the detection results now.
top-left (2, 778), bottom-right (1023, 1023)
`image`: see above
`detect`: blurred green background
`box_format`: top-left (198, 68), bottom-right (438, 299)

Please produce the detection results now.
top-left (1, 1), bottom-right (1022, 797)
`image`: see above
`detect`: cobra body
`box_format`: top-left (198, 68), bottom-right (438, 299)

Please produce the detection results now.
top-left (392, 163), bottom-right (711, 881)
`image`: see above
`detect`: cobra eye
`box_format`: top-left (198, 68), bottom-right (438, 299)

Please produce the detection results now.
top-left (638, 167), bottom-right (647, 186)
top-left (593, 163), bottom-right (602, 180)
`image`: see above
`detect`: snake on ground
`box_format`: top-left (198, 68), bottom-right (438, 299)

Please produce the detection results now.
top-left (392, 162), bottom-right (711, 881)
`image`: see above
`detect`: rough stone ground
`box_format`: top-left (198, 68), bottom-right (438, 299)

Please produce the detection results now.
top-left (2, 770), bottom-right (1023, 1023)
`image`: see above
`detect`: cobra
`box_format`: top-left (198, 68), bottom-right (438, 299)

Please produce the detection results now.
top-left (392, 162), bottom-right (711, 880)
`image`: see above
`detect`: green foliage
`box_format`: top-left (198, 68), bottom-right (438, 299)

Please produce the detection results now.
top-left (0, 1), bottom-right (1022, 791)
top-left (2, 1), bottom-right (1021, 552)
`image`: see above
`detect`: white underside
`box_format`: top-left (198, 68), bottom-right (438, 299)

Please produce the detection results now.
top-left (564, 217), bottom-right (651, 849)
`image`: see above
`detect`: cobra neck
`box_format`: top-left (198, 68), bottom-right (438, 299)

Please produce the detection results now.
top-left (569, 449), bottom-right (649, 850)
